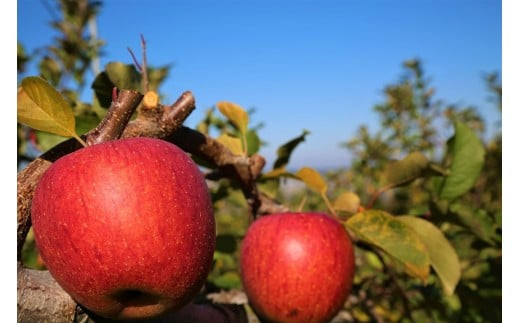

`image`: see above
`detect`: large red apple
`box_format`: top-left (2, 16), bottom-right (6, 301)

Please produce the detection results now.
top-left (240, 212), bottom-right (355, 323)
top-left (31, 137), bottom-right (215, 320)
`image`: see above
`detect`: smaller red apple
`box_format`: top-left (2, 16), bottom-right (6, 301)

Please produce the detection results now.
top-left (240, 212), bottom-right (355, 323)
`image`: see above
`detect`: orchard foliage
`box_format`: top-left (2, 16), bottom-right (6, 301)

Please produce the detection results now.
top-left (18, 1), bottom-right (501, 322)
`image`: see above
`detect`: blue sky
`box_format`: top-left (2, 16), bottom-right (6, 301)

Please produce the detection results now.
top-left (17, 0), bottom-right (502, 170)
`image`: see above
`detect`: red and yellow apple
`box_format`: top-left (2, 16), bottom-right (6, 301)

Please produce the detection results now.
top-left (31, 137), bottom-right (215, 320)
top-left (240, 212), bottom-right (355, 323)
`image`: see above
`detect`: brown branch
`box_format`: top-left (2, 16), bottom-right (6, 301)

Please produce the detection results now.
top-left (86, 90), bottom-right (143, 146)
top-left (166, 126), bottom-right (265, 221)
top-left (17, 263), bottom-right (76, 323)
top-left (259, 193), bottom-right (290, 215)
top-left (122, 91), bottom-right (195, 139)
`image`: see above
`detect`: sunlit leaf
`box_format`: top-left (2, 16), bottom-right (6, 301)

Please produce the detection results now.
top-left (273, 130), bottom-right (310, 169)
top-left (261, 167), bottom-right (292, 179)
top-left (439, 121), bottom-right (485, 200)
top-left (18, 77), bottom-right (79, 141)
top-left (398, 216), bottom-right (461, 295)
top-left (217, 133), bottom-right (244, 156)
top-left (382, 151), bottom-right (429, 188)
top-left (216, 101), bottom-right (249, 136)
top-left (34, 113), bottom-right (101, 152)
top-left (245, 129), bottom-right (261, 155)
top-left (333, 192), bottom-right (361, 213)
top-left (295, 167), bottom-right (328, 195)
top-left (346, 210), bottom-right (430, 281)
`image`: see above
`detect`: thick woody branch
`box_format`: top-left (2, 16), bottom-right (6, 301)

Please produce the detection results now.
top-left (86, 90), bottom-right (143, 146)
top-left (17, 263), bottom-right (76, 323)
top-left (166, 127), bottom-right (265, 220)
top-left (122, 91), bottom-right (195, 139)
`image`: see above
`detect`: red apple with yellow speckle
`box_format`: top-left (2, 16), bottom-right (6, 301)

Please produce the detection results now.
top-left (240, 212), bottom-right (355, 323)
top-left (31, 137), bottom-right (215, 320)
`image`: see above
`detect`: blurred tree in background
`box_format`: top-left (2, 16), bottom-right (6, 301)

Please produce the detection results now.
top-left (18, 1), bottom-right (501, 322)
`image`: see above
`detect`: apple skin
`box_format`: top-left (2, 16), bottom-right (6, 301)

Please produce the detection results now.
top-left (31, 137), bottom-right (215, 320)
top-left (240, 212), bottom-right (355, 323)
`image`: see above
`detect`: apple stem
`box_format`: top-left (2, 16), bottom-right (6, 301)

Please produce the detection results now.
top-left (297, 195), bottom-right (307, 212)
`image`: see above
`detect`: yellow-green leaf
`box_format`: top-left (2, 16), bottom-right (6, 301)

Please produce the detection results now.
top-left (216, 101), bottom-right (249, 135)
top-left (398, 216), bottom-right (461, 295)
top-left (333, 192), bottom-right (361, 213)
top-left (346, 210), bottom-right (430, 281)
top-left (216, 133), bottom-right (244, 156)
top-left (262, 167), bottom-right (290, 179)
top-left (381, 151), bottom-right (430, 188)
top-left (18, 77), bottom-right (78, 139)
top-left (295, 167), bottom-right (328, 195)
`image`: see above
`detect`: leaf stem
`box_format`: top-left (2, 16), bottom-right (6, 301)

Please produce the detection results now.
top-left (321, 192), bottom-right (338, 219)
top-left (73, 135), bottom-right (87, 147)
top-left (297, 195), bottom-right (308, 212)
top-left (366, 184), bottom-right (394, 209)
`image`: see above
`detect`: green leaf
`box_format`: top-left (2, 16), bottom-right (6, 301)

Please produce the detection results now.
top-left (333, 192), bottom-right (361, 213)
top-left (34, 113), bottom-right (102, 152)
top-left (216, 134), bottom-right (244, 156)
top-left (245, 129), bottom-right (261, 155)
top-left (147, 65), bottom-right (171, 92)
top-left (439, 121), bottom-right (485, 200)
top-left (38, 56), bottom-right (62, 87)
top-left (216, 101), bottom-right (249, 136)
top-left (213, 271), bottom-right (241, 289)
top-left (273, 130), bottom-right (310, 169)
top-left (381, 151), bottom-right (430, 188)
top-left (346, 210), bottom-right (430, 281)
top-left (449, 203), bottom-right (498, 245)
top-left (91, 71), bottom-right (114, 108)
top-left (18, 77), bottom-right (80, 142)
top-left (261, 167), bottom-right (293, 179)
top-left (91, 62), bottom-right (141, 108)
top-left (257, 179), bottom-right (281, 199)
top-left (398, 216), bottom-right (461, 295)
top-left (105, 62), bottom-right (141, 90)
top-left (295, 167), bottom-right (328, 195)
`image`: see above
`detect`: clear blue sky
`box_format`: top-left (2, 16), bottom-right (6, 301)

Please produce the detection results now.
top-left (17, 0), bottom-right (502, 170)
